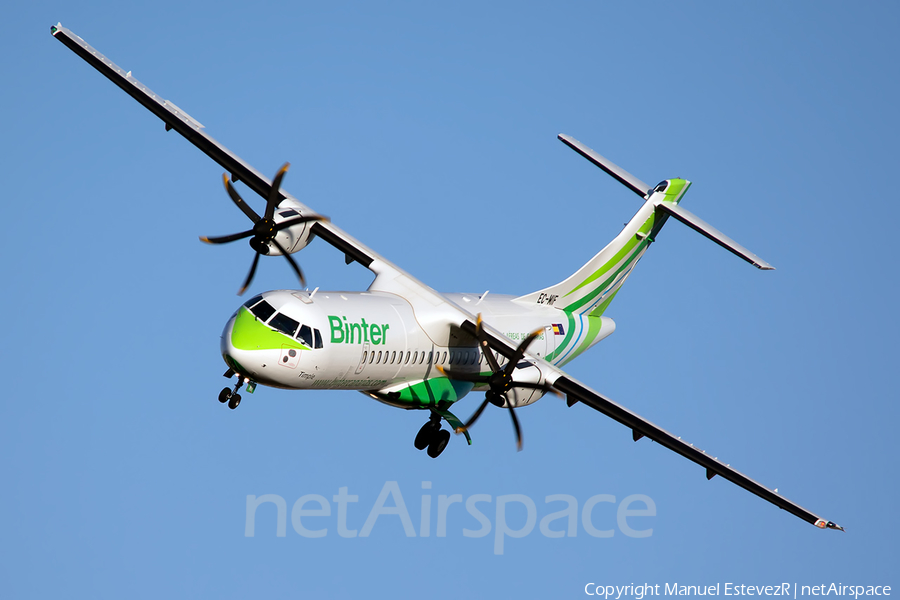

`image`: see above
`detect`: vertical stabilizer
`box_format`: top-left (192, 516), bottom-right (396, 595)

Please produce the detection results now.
top-left (514, 174), bottom-right (691, 318)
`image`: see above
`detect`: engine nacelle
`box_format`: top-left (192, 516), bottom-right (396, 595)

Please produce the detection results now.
top-left (263, 205), bottom-right (317, 255)
top-left (500, 360), bottom-right (549, 408)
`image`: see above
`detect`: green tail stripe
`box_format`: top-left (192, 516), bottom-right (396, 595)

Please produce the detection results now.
top-left (588, 287), bottom-right (620, 318)
top-left (563, 216), bottom-right (655, 298)
top-left (572, 315), bottom-right (605, 358)
top-left (564, 239), bottom-right (648, 314)
top-left (663, 178), bottom-right (687, 201)
top-left (545, 310), bottom-right (577, 362)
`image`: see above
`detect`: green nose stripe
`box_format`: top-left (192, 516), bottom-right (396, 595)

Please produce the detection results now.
top-left (231, 307), bottom-right (311, 351)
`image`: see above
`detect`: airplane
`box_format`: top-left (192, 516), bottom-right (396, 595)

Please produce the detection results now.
top-left (51, 23), bottom-right (843, 532)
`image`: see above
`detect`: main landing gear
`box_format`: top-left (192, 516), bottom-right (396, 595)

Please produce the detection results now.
top-left (414, 413), bottom-right (451, 458)
top-left (218, 377), bottom-right (244, 410)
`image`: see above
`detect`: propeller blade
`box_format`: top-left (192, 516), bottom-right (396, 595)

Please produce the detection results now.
top-left (436, 365), bottom-right (491, 384)
top-left (199, 229), bottom-right (255, 245)
top-left (265, 162), bottom-right (290, 221)
top-left (238, 251), bottom-right (261, 296)
top-left (504, 327), bottom-right (545, 377)
top-left (272, 214), bottom-right (328, 232)
top-left (459, 398), bottom-right (491, 433)
top-left (508, 405), bottom-right (523, 451)
top-left (476, 314), bottom-right (503, 373)
top-left (223, 174), bottom-right (261, 223)
top-left (271, 237), bottom-right (306, 288)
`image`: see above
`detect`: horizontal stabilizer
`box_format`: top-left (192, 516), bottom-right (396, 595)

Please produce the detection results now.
top-left (558, 134), bottom-right (652, 199)
top-left (657, 202), bottom-right (774, 270)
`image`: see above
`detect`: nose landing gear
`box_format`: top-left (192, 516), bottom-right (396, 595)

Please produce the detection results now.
top-left (218, 376), bottom-right (247, 410)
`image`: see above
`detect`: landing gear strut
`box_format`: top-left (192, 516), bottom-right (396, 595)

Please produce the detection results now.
top-left (414, 412), bottom-right (450, 458)
top-left (219, 378), bottom-right (244, 410)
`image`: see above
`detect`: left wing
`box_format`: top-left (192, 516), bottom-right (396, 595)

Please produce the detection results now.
top-left (51, 24), bottom-right (378, 272)
top-left (52, 23), bottom-right (842, 532)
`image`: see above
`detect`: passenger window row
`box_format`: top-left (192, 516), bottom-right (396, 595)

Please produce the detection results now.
top-left (360, 347), bottom-right (502, 369)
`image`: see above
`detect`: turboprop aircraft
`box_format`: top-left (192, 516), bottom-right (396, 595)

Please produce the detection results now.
top-left (51, 23), bottom-right (843, 532)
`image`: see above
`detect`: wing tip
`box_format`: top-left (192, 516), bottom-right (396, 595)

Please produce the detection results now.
top-left (815, 519), bottom-right (845, 531)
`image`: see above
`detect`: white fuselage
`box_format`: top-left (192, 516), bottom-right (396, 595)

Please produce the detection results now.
top-left (220, 289), bottom-right (614, 408)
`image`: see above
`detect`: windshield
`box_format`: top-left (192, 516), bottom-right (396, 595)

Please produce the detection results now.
top-left (269, 312), bottom-right (300, 337)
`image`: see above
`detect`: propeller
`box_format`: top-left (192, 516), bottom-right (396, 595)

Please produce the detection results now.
top-left (438, 315), bottom-right (557, 450)
top-left (200, 163), bottom-right (326, 295)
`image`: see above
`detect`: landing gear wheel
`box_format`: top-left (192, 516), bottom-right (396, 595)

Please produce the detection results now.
top-left (427, 429), bottom-right (451, 458)
top-left (414, 422), bottom-right (439, 450)
top-left (218, 387), bottom-right (232, 403)
top-left (228, 394), bottom-right (242, 410)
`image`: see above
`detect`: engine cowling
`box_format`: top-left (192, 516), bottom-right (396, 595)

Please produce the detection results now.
top-left (266, 205), bottom-right (317, 255)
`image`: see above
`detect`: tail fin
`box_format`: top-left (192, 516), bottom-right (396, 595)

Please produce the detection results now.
top-left (515, 134), bottom-right (773, 319)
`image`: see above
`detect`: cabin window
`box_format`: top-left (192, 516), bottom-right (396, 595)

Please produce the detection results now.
top-left (390, 351), bottom-right (396, 364)
top-left (377, 351), bottom-right (383, 363)
top-left (314, 329), bottom-right (323, 349)
top-left (441, 351), bottom-right (447, 364)
top-left (362, 351), bottom-right (367, 363)
top-left (412, 351), bottom-right (418, 364)
top-left (297, 325), bottom-right (313, 347)
top-left (270, 313), bottom-right (299, 337)
top-left (369, 351), bottom-right (375, 364)
top-left (405, 351), bottom-right (411, 364)
top-left (249, 299), bottom-right (276, 322)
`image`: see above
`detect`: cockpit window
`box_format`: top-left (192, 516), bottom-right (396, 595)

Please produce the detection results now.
top-left (269, 312), bottom-right (300, 337)
top-left (297, 324), bottom-right (313, 348)
top-left (242, 294), bottom-right (264, 309)
top-left (653, 180), bottom-right (669, 193)
top-left (314, 329), bottom-right (323, 349)
top-left (249, 299), bottom-right (276, 322)
top-left (279, 209), bottom-right (300, 218)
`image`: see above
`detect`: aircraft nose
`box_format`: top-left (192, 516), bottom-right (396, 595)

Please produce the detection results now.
top-left (220, 308), bottom-right (271, 378)
top-left (221, 311), bottom-right (250, 375)
top-left (221, 305), bottom-right (311, 379)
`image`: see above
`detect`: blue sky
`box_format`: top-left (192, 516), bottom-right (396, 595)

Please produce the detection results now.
top-left (3, 1), bottom-right (898, 597)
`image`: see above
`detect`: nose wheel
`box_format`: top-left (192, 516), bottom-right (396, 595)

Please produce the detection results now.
top-left (218, 377), bottom-right (246, 410)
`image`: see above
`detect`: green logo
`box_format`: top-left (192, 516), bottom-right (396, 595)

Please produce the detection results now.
top-left (328, 316), bottom-right (390, 345)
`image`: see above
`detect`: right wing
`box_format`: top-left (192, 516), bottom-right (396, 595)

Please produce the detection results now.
top-left (457, 317), bottom-right (844, 532)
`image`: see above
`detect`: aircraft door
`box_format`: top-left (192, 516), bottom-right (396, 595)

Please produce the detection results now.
top-left (355, 342), bottom-right (370, 375)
